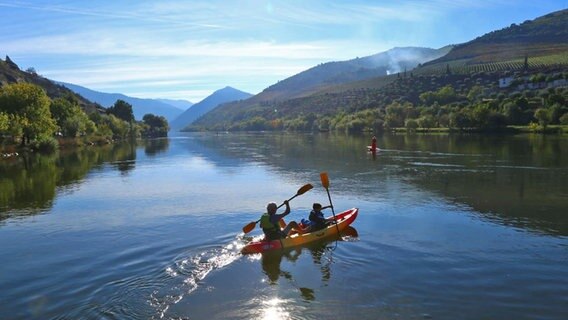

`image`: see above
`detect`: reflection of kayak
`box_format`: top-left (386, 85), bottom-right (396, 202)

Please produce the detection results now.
top-left (241, 208), bottom-right (358, 254)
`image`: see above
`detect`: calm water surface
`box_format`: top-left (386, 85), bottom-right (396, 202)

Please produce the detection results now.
top-left (0, 133), bottom-right (567, 319)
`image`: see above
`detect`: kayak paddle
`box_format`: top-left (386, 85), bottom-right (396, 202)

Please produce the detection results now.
top-left (242, 183), bottom-right (314, 234)
top-left (320, 172), bottom-right (340, 234)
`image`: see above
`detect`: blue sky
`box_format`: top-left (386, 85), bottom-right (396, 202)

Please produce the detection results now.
top-left (1, 0), bottom-right (566, 102)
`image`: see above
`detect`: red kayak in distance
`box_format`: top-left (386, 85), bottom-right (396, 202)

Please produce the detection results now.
top-left (241, 208), bottom-right (358, 254)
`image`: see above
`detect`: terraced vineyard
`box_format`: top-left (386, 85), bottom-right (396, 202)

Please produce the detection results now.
top-left (415, 53), bottom-right (568, 75)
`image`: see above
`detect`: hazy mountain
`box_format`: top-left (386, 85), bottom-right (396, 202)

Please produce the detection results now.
top-left (170, 86), bottom-right (252, 131)
top-left (58, 82), bottom-right (185, 122)
top-left (0, 56), bottom-right (101, 113)
top-left (156, 99), bottom-right (193, 111)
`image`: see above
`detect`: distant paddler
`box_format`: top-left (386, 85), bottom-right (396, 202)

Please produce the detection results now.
top-left (369, 135), bottom-right (378, 153)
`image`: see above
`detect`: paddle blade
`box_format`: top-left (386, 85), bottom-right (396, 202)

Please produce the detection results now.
top-left (297, 183), bottom-right (313, 195)
top-left (242, 221), bottom-right (257, 234)
top-left (320, 172), bottom-right (330, 189)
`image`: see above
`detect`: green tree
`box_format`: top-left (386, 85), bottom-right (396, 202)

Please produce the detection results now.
top-left (420, 85), bottom-right (459, 106)
top-left (346, 118), bottom-right (365, 133)
top-left (514, 97), bottom-right (530, 111)
top-left (450, 109), bottom-right (473, 129)
top-left (548, 103), bottom-right (563, 124)
top-left (103, 114), bottom-right (129, 139)
top-left (418, 115), bottom-right (436, 130)
top-left (467, 85), bottom-right (483, 102)
top-left (0, 112), bottom-right (8, 132)
top-left (0, 82), bottom-right (56, 144)
top-left (50, 96), bottom-right (94, 137)
top-left (438, 114), bottom-right (450, 128)
top-left (317, 117), bottom-right (330, 131)
top-left (534, 108), bottom-right (551, 130)
top-left (559, 113), bottom-right (568, 125)
top-left (502, 101), bottom-right (524, 125)
top-left (107, 100), bottom-right (134, 122)
top-left (385, 104), bottom-right (405, 128)
top-left (405, 119), bottom-right (418, 132)
top-left (142, 114), bottom-right (169, 137)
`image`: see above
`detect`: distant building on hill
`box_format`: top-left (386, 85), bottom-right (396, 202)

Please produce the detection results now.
top-left (499, 77), bottom-right (514, 88)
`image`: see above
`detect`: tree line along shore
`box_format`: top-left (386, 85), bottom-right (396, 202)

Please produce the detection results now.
top-left (0, 82), bottom-right (169, 155)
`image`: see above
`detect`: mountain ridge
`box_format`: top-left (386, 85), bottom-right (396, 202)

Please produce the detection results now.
top-left (423, 9), bottom-right (568, 67)
top-left (192, 46), bottom-right (451, 128)
top-left (58, 82), bottom-right (186, 122)
top-left (257, 46), bottom-right (451, 102)
top-left (192, 9), bottom-right (568, 131)
top-left (170, 86), bottom-right (253, 131)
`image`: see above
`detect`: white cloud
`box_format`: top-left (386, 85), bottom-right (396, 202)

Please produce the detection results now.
top-left (0, 0), bottom-right (534, 101)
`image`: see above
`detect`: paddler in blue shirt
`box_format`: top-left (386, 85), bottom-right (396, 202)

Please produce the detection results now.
top-left (260, 200), bottom-right (305, 241)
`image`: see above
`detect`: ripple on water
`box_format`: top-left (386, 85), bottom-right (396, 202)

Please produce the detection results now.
top-left (148, 235), bottom-right (245, 319)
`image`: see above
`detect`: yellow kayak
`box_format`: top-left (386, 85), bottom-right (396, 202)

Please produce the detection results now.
top-left (241, 208), bottom-right (358, 254)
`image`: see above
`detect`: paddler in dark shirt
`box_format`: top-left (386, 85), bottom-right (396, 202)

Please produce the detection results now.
top-left (307, 203), bottom-right (333, 231)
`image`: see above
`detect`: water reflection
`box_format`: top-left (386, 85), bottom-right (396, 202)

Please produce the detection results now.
top-left (258, 297), bottom-right (291, 320)
top-left (262, 249), bottom-right (301, 284)
top-left (0, 140), bottom-right (158, 220)
top-left (2, 132), bottom-right (567, 237)
top-left (112, 143), bottom-right (137, 175)
top-left (185, 133), bottom-right (567, 236)
top-left (142, 138), bottom-right (170, 156)
top-left (260, 226), bottom-right (359, 302)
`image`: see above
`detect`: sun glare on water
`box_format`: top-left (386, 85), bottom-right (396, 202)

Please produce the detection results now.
top-left (260, 298), bottom-right (290, 320)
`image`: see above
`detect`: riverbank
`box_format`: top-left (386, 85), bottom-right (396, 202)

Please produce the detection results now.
top-left (1, 135), bottom-right (119, 157)
top-left (388, 125), bottom-right (568, 134)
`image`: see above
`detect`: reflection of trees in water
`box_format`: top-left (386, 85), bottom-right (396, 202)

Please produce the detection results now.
top-left (190, 132), bottom-right (568, 236)
top-left (0, 153), bottom-right (58, 216)
top-left (113, 142), bottom-right (137, 175)
top-left (260, 227), bottom-right (358, 302)
top-left (0, 141), bottom-right (140, 221)
top-left (143, 138), bottom-right (170, 156)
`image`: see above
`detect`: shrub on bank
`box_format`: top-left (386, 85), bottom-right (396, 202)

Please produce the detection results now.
top-left (30, 137), bottom-right (59, 153)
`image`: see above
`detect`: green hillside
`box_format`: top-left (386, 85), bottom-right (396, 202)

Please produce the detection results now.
top-left (1, 56), bottom-right (168, 151)
top-left (260, 46), bottom-right (450, 101)
top-left (420, 9), bottom-right (568, 72)
top-left (190, 9), bottom-right (568, 133)
top-left (0, 56), bottom-right (101, 113)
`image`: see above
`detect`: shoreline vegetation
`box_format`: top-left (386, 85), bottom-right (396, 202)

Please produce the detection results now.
top-left (0, 82), bottom-right (169, 156)
top-left (388, 124), bottom-right (568, 134)
top-left (4, 124), bottom-right (566, 159)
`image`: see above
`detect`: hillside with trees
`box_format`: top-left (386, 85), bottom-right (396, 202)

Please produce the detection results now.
top-left (189, 66), bottom-right (567, 133)
top-left (1, 58), bottom-right (169, 153)
top-left (258, 46), bottom-right (451, 101)
top-left (0, 56), bottom-right (102, 114)
top-left (420, 9), bottom-right (568, 72)
top-left (188, 9), bottom-right (568, 134)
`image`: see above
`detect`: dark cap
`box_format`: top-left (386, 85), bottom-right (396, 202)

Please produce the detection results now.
top-left (313, 203), bottom-right (322, 210)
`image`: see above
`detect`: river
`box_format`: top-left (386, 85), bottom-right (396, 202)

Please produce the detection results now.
top-left (0, 132), bottom-right (567, 319)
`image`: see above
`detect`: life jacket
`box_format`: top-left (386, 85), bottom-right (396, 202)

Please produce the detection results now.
top-left (260, 213), bottom-right (282, 240)
top-left (309, 210), bottom-right (327, 231)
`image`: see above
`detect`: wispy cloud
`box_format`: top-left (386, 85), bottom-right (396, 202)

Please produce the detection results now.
top-left (0, 1), bottom-right (226, 29)
top-left (0, 0), bottom-right (562, 101)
